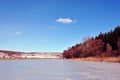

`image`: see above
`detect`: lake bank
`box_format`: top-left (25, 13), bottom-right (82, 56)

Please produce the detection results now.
top-left (0, 57), bottom-right (120, 63)
top-left (68, 57), bottom-right (120, 63)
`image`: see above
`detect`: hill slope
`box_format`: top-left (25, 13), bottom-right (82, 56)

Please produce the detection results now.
top-left (0, 50), bottom-right (62, 59)
top-left (63, 26), bottom-right (120, 60)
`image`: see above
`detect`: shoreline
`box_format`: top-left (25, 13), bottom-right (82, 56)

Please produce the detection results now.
top-left (0, 57), bottom-right (120, 63)
top-left (0, 57), bottom-right (65, 60)
top-left (68, 57), bottom-right (120, 63)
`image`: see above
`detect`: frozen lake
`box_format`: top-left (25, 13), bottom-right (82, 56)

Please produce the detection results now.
top-left (0, 59), bottom-right (120, 80)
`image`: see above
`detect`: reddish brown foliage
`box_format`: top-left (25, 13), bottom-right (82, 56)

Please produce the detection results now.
top-left (63, 26), bottom-right (120, 58)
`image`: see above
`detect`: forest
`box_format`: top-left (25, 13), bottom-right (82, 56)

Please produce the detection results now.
top-left (63, 26), bottom-right (120, 59)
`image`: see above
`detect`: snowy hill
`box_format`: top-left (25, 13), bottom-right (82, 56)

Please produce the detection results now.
top-left (0, 50), bottom-right (62, 59)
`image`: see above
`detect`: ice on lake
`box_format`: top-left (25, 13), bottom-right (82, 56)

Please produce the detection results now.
top-left (0, 59), bottom-right (120, 80)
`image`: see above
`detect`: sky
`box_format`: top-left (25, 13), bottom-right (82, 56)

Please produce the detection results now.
top-left (0, 0), bottom-right (120, 52)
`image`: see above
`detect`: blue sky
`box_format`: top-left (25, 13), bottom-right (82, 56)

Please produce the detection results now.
top-left (0, 0), bottom-right (120, 52)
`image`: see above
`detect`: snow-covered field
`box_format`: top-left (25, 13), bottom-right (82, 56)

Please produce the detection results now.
top-left (0, 60), bottom-right (120, 80)
top-left (0, 52), bottom-right (62, 59)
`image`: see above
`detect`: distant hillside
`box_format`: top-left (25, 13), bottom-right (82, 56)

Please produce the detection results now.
top-left (0, 50), bottom-right (62, 59)
top-left (0, 50), bottom-right (24, 55)
top-left (63, 26), bottom-right (120, 59)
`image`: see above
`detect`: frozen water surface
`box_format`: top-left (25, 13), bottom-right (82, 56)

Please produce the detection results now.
top-left (0, 59), bottom-right (120, 80)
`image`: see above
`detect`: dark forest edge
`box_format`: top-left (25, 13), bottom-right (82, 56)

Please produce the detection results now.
top-left (63, 26), bottom-right (120, 63)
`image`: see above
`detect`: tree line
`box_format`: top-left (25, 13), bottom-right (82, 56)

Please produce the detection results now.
top-left (63, 26), bottom-right (120, 58)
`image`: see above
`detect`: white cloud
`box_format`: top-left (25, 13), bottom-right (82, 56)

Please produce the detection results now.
top-left (56, 18), bottom-right (77, 24)
top-left (15, 32), bottom-right (22, 35)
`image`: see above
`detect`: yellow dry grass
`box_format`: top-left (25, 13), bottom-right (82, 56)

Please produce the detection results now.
top-left (72, 57), bottom-right (120, 63)
top-left (0, 57), bottom-right (120, 63)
